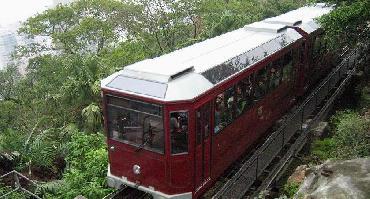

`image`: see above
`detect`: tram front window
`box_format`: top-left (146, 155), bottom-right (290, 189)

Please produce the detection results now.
top-left (107, 96), bottom-right (164, 154)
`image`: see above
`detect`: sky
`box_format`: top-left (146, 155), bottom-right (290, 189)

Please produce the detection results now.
top-left (0, 0), bottom-right (52, 26)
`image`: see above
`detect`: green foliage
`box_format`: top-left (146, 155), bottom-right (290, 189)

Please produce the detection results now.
top-left (0, 183), bottom-right (27, 199)
top-left (332, 111), bottom-right (370, 158)
top-left (37, 180), bottom-right (65, 195)
top-left (199, 0), bottom-right (307, 38)
top-left (52, 132), bottom-right (112, 199)
top-left (0, 65), bottom-right (20, 101)
top-left (282, 181), bottom-right (300, 198)
top-left (311, 138), bottom-right (337, 160)
top-left (65, 132), bottom-right (106, 167)
top-left (0, 100), bottom-right (18, 131)
top-left (19, 0), bottom-right (138, 55)
top-left (0, 125), bottom-right (74, 176)
top-left (319, 0), bottom-right (370, 50)
top-left (312, 111), bottom-right (370, 161)
top-left (100, 40), bottom-right (150, 70)
top-left (82, 103), bottom-right (102, 132)
top-left (0, 129), bottom-right (26, 154)
top-left (359, 85), bottom-right (370, 109)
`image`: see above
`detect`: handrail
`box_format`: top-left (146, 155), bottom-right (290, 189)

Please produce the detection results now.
top-left (0, 170), bottom-right (41, 199)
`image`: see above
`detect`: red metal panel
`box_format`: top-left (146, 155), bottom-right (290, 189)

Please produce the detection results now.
top-left (194, 103), bottom-right (212, 193)
top-left (169, 155), bottom-right (192, 188)
top-left (108, 139), bottom-right (166, 190)
top-left (167, 103), bottom-right (194, 193)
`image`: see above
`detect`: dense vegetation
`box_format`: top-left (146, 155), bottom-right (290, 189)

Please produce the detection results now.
top-left (0, 0), bottom-right (368, 198)
top-left (312, 83), bottom-right (370, 161)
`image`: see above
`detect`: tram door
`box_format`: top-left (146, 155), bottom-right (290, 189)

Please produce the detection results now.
top-left (195, 103), bottom-right (211, 191)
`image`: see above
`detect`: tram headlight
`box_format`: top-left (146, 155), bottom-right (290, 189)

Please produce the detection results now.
top-left (133, 164), bottom-right (141, 175)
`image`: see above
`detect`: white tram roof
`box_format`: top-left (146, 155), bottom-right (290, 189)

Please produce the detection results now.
top-left (101, 4), bottom-right (332, 102)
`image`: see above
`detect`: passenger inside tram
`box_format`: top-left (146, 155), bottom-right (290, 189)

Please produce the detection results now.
top-left (170, 112), bottom-right (189, 154)
top-left (270, 66), bottom-right (281, 89)
top-left (255, 65), bottom-right (272, 99)
top-left (214, 93), bottom-right (225, 133)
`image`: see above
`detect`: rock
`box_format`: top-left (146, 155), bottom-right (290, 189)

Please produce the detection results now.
top-left (288, 165), bottom-right (308, 184)
top-left (296, 158), bottom-right (370, 199)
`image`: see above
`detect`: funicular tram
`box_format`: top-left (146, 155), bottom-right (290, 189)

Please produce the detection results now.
top-left (101, 4), bottom-right (332, 199)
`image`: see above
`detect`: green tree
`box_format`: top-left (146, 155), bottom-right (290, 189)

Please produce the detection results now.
top-left (318, 0), bottom-right (370, 50)
top-left (51, 132), bottom-right (111, 199)
top-left (198, 0), bottom-right (307, 38)
top-left (18, 0), bottom-right (139, 56)
top-left (124, 0), bottom-right (202, 55)
top-left (0, 64), bottom-right (20, 101)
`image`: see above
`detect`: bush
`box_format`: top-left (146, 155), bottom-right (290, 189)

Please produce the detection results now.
top-left (0, 101), bottom-right (18, 131)
top-left (50, 132), bottom-right (113, 199)
top-left (332, 111), bottom-right (370, 159)
top-left (312, 111), bottom-right (370, 160)
top-left (359, 85), bottom-right (370, 109)
top-left (0, 129), bottom-right (25, 153)
top-left (313, 111), bottom-right (370, 161)
top-left (311, 138), bottom-right (337, 160)
top-left (0, 182), bottom-right (26, 199)
top-left (282, 181), bottom-right (300, 198)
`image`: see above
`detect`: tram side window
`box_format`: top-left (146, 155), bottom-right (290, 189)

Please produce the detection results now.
top-left (254, 66), bottom-right (269, 100)
top-left (214, 87), bottom-right (234, 133)
top-left (313, 36), bottom-right (321, 59)
top-left (235, 75), bottom-right (254, 116)
top-left (282, 51), bottom-right (293, 82)
top-left (269, 61), bottom-right (282, 90)
top-left (170, 111), bottom-right (189, 154)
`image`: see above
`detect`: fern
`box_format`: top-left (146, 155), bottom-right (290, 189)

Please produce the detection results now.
top-left (81, 103), bottom-right (102, 132)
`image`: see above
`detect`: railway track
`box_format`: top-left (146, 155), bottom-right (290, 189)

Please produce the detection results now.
top-left (104, 185), bottom-right (152, 199)
top-left (211, 47), bottom-right (367, 199)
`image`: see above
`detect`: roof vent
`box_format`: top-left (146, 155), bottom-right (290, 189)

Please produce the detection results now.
top-left (245, 22), bottom-right (287, 33)
top-left (170, 66), bottom-right (194, 80)
top-left (264, 19), bottom-right (302, 27)
top-left (315, 3), bottom-right (328, 8)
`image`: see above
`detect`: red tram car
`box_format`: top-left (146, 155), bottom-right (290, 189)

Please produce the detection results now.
top-left (101, 4), bottom-right (332, 199)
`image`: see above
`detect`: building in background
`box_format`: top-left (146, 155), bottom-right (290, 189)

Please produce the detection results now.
top-left (0, 26), bottom-right (18, 70)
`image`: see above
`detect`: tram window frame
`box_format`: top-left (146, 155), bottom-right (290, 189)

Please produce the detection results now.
top-left (269, 60), bottom-right (283, 90)
top-left (170, 111), bottom-right (189, 155)
top-left (235, 75), bottom-right (254, 117)
top-left (196, 103), bottom-right (211, 145)
top-left (282, 51), bottom-right (294, 83)
top-left (254, 65), bottom-right (269, 101)
top-left (106, 95), bottom-right (165, 154)
top-left (214, 86), bottom-right (235, 134)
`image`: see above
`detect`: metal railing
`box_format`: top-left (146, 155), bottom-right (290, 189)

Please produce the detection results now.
top-left (213, 46), bottom-right (368, 198)
top-left (0, 170), bottom-right (41, 199)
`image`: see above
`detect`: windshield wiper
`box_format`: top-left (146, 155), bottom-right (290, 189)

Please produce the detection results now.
top-left (135, 137), bottom-right (150, 152)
